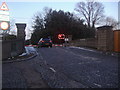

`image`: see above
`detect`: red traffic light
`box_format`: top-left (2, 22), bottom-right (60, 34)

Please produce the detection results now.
top-left (58, 34), bottom-right (65, 39)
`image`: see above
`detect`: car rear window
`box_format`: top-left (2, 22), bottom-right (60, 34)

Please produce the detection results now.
top-left (42, 38), bottom-right (51, 41)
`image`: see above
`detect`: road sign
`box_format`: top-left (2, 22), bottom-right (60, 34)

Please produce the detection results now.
top-left (0, 21), bottom-right (9, 30)
top-left (0, 11), bottom-right (9, 15)
top-left (0, 10), bottom-right (10, 21)
top-left (0, 14), bottom-right (9, 21)
top-left (0, 2), bottom-right (10, 32)
top-left (58, 34), bottom-right (65, 39)
top-left (0, 3), bottom-right (10, 21)
top-left (0, 2), bottom-right (9, 11)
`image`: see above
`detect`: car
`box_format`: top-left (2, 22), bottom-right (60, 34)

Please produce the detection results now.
top-left (38, 38), bottom-right (52, 48)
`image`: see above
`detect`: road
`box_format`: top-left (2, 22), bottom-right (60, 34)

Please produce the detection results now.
top-left (36, 46), bottom-right (118, 88)
top-left (2, 46), bottom-right (118, 88)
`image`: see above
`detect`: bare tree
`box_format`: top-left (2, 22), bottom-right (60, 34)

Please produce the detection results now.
top-left (103, 16), bottom-right (120, 29)
top-left (9, 19), bottom-right (17, 35)
top-left (25, 27), bottom-right (33, 40)
top-left (75, 0), bottom-right (105, 28)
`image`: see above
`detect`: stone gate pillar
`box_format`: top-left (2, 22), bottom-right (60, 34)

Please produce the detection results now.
top-left (96, 26), bottom-right (113, 51)
top-left (16, 23), bottom-right (26, 39)
top-left (16, 23), bottom-right (26, 52)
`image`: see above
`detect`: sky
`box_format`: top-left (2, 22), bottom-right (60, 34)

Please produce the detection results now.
top-left (0, 1), bottom-right (119, 39)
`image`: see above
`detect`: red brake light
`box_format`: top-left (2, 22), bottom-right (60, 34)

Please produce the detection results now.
top-left (58, 34), bottom-right (65, 39)
top-left (40, 40), bottom-right (44, 42)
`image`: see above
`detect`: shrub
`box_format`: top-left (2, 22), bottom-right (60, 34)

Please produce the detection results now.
top-left (3, 34), bottom-right (17, 40)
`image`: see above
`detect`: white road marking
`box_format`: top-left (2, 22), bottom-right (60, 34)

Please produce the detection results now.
top-left (49, 67), bottom-right (56, 73)
top-left (94, 83), bottom-right (102, 87)
top-left (56, 47), bottom-right (101, 69)
top-left (70, 46), bottom-right (97, 52)
top-left (59, 47), bottom-right (99, 61)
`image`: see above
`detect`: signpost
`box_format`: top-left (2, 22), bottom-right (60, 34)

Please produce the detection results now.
top-left (65, 38), bottom-right (69, 42)
top-left (0, 22), bottom-right (9, 30)
top-left (0, 2), bottom-right (10, 34)
top-left (0, 11), bottom-right (9, 21)
top-left (64, 38), bottom-right (69, 47)
top-left (0, 2), bottom-right (9, 11)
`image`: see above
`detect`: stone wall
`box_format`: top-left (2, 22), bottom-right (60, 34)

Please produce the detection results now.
top-left (1, 23), bottom-right (26, 60)
top-left (70, 26), bottom-right (115, 52)
top-left (70, 38), bottom-right (97, 49)
top-left (2, 39), bottom-right (25, 60)
top-left (96, 26), bottom-right (114, 51)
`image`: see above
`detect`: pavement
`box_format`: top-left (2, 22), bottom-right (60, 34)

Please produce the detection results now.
top-left (2, 46), bottom-right (50, 88)
top-left (2, 47), bottom-right (38, 63)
